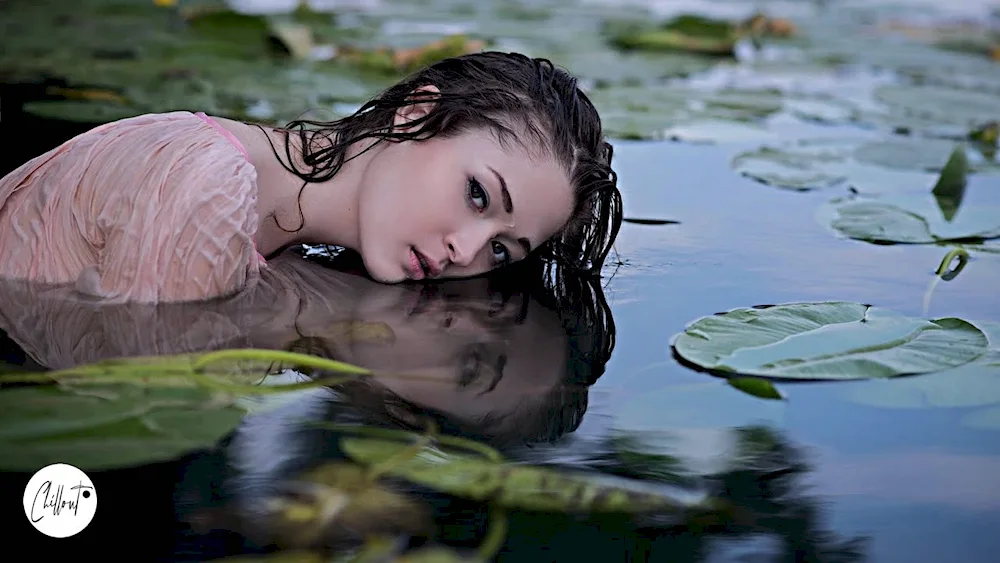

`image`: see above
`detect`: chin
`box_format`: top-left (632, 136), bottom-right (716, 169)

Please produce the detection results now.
top-left (361, 253), bottom-right (405, 284)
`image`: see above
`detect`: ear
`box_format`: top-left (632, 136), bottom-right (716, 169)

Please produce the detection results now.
top-left (392, 84), bottom-right (440, 134)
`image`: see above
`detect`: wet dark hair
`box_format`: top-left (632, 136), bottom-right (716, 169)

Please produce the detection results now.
top-left (260, 51), bottom-right (623, 275)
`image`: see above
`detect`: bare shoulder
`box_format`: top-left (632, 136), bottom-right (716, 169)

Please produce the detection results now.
top-left (209, 116), bottom-right (261, 149)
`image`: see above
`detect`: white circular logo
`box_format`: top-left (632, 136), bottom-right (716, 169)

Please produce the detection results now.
top-left (23, 463), bottom-right (96, 538)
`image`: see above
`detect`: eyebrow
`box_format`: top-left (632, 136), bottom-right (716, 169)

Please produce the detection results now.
top-left (488, 165), bottom-right (532, 255)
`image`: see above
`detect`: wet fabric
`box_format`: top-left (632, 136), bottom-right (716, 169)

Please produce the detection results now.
top-left (0, 111), bottom-right (266, 303)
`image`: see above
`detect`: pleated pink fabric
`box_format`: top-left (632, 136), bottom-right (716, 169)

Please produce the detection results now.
top-left (0, 111), bottom-right (266, 303)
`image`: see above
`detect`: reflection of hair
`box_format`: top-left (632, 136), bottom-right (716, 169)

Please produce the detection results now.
top-left (293, 254), bottom-right (616, 449)
top-left (260, 51), bottom-right (623, 275)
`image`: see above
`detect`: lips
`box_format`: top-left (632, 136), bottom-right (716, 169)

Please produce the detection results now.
top-left (408, 247), bottom-right (425, 280)
top-left (410, 247), bottom-right (441, 279)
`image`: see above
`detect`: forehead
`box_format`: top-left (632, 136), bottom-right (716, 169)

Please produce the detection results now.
top-left (451, 129), bottom-right (575, 241)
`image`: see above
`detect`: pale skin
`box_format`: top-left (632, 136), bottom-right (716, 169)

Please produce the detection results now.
top-left (213, 85), bottom-right (575, 283)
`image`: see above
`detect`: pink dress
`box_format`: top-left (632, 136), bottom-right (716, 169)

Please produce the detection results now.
top-left (0, 111), bottom-right (267, 303)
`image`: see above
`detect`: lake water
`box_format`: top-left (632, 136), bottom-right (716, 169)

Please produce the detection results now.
top-left (2, 0), bottom-right (1000, 561)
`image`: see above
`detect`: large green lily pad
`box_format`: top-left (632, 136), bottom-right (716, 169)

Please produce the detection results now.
top-left (842, 320), bottom-right (1000, 432)
top-left (670, 302), bottom-right (989, 380)
top-left (843, 320), bottom-right (1000, 409)
top-left (340, 437), bottom-right (715, 515)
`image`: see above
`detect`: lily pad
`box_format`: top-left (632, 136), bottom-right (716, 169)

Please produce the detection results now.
top-left (340, 437), bottom-right (714, 515)
top-left (819, 188), bottom-right (1000, 245)
top-left (842, 320), bottom-right (1000, 432)
top-left (0, 383), bottom-right (246, 471)
top-left (670, 302), bottom-right (989, 380)
top-left (22, 100), bottom-right (144, 124)
top-left (731, 138), bottom-right (855, 191)
top-left (606, 15), bottom-right (740, 57)
top-left (843, 320), bottom-right (1000, 409)
top-left (732, 137), bottom-right (998, 192)
top-left (589, 86), bottom-right (783, 141)
top-left (873, 84), bottom-right (1000, 132)
top-left (0, 348), bottom-right (372, 471)
top-left (267, 462), bottom-right (433, 548)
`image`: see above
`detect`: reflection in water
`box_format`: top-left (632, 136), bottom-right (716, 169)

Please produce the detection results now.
top-left (0, 251), bottom-right (865, 561)
top-left (0, 249), bottom-right (614, 447)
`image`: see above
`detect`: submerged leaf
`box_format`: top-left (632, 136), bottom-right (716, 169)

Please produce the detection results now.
top-left (931, 145), bottom-right (969, 221)
top-left (727, 377), bottom-right (785, 400)
top-left (340, 438), bottom-right (714, 515)
top-left (670, 302), bottom-right (989, 380)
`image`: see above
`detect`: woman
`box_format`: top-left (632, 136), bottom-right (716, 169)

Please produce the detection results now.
top-left (0, 52), bottom-right (623, 303)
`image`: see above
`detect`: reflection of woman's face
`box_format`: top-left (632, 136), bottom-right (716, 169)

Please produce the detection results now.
top-left (339, 278), bottom-right (568, 426)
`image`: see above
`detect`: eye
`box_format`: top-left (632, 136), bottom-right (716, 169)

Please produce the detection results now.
top-left (468, 177), bottom-right (488, 211)
top-left (491, 241), bottom-right (511, 266)
top-left (468, 176), bottom-right (512, 267)
top-left (458, 346), bottom-right (483, 387)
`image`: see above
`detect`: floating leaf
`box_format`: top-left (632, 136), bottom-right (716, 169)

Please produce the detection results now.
top-left (0, 347), bottom-right (376, 470)
top-left (727, 377), bottom-right (785, 401)
top-left (731, 139), bottom-right (854, 191)
top-left (340, 438), bottom-right (714, 515)
top-left (873, 84), bottom-right (1000, 132)
top-left (267, 462), bottom-right (433, 548)
top-left (589, 86), bottom-right (782, 141)
top-left (623, 217), bottom-right (681, 225)
top-left (970, 121), bottom-right (999, 147)
top-left (819, 186), bottom-right (1000, 245)
top-left (0, 383), bottom-right (245, 471)
top-left (851, 138), bottom-right (998, 173)
top-left (606, 13), bottom-right (795, 58)
top-left (22, 100), bottom-right (143, 124)
top-left (268, 21), bottom-right (317, 60)
top-left (216, 551), bottom-right (324, 563)
top-left (843, 320), bottom-right (1000, 410)
top-left (670, 302), bottom-right (988, 380)
top-left (732, 137), bottom-right (998, 193)
top-left (607, 15), bottom-right (738, 57)
top-left (396, 547), bottom-right (481, 563)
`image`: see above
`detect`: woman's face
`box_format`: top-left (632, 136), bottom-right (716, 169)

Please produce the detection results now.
top-left (354, 107), bottom-right (574, 284)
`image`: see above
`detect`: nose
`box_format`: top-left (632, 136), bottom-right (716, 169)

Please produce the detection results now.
top-left (445, 223), bottom-right (493, 268)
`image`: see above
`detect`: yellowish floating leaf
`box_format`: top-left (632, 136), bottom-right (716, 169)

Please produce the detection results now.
top-left (268, 462), bottom-right (433, 548)
top-left (341, 437), bottom-right (715, 515)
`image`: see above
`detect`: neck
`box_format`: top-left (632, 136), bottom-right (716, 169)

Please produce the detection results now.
top-left (254, 130), bottom-right (383, 255)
